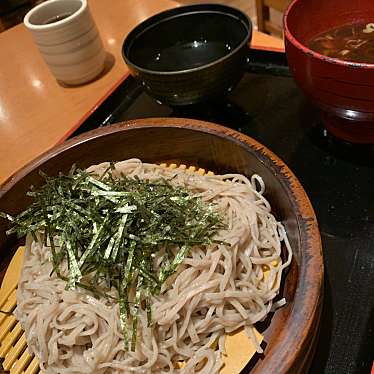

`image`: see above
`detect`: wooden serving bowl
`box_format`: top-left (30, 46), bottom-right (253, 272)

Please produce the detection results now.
top-left (0, 118), bottom-right (323, 373)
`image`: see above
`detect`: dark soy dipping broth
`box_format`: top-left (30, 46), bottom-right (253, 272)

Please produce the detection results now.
top-left (309, 21), bottom-right (374, 63)
top-left (146, 40), bottom-right (233, 71)
top-left (127, 12), bottom-right (247, 72)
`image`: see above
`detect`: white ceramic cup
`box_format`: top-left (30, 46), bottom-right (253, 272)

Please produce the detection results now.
top-left (24, 0), bottom-right (106, 85)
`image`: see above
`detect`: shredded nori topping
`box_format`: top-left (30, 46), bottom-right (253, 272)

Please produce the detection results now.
top-left (1, 165), bottom-right (224, 350)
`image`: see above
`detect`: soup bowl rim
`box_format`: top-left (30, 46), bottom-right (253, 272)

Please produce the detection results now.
top-left (284, 0), bottom-right (374, 69)
top-left (122, 4), bottom-right (252, 76)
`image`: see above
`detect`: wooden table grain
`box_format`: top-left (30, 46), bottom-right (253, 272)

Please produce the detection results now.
top-left (0, 0), bottom-right (284, 186)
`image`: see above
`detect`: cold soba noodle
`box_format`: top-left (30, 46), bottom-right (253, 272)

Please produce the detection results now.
top-left (309, 22), bottom-right (374, 63)
top-left (15, 159), bottom-right (292, 373)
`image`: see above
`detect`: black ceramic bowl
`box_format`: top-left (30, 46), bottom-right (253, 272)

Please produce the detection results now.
top-left (122, 4), bottom-right (252, 106)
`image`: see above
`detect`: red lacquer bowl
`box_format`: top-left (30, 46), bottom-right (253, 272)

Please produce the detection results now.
top-left (284, 0), bottom-right (374, 143)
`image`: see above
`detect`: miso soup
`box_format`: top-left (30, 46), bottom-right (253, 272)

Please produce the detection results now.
top-left (308, 22), bottom-right (374, 63)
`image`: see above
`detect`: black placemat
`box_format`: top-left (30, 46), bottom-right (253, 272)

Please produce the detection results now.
top-left (73, 49), bottom-right (374, 374)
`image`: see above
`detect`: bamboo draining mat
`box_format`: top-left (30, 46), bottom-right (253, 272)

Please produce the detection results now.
top-left (0, 246), bottom-right (40, 374)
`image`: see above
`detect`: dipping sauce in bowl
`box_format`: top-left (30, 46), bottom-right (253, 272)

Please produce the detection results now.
top-left (127, 10), bottom-right (248, 72)
top-left (122, 4), bottom-right (252, 106)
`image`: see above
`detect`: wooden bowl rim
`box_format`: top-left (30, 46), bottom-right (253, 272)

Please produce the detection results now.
top-left (0, 117), bottom-right (323, 373)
